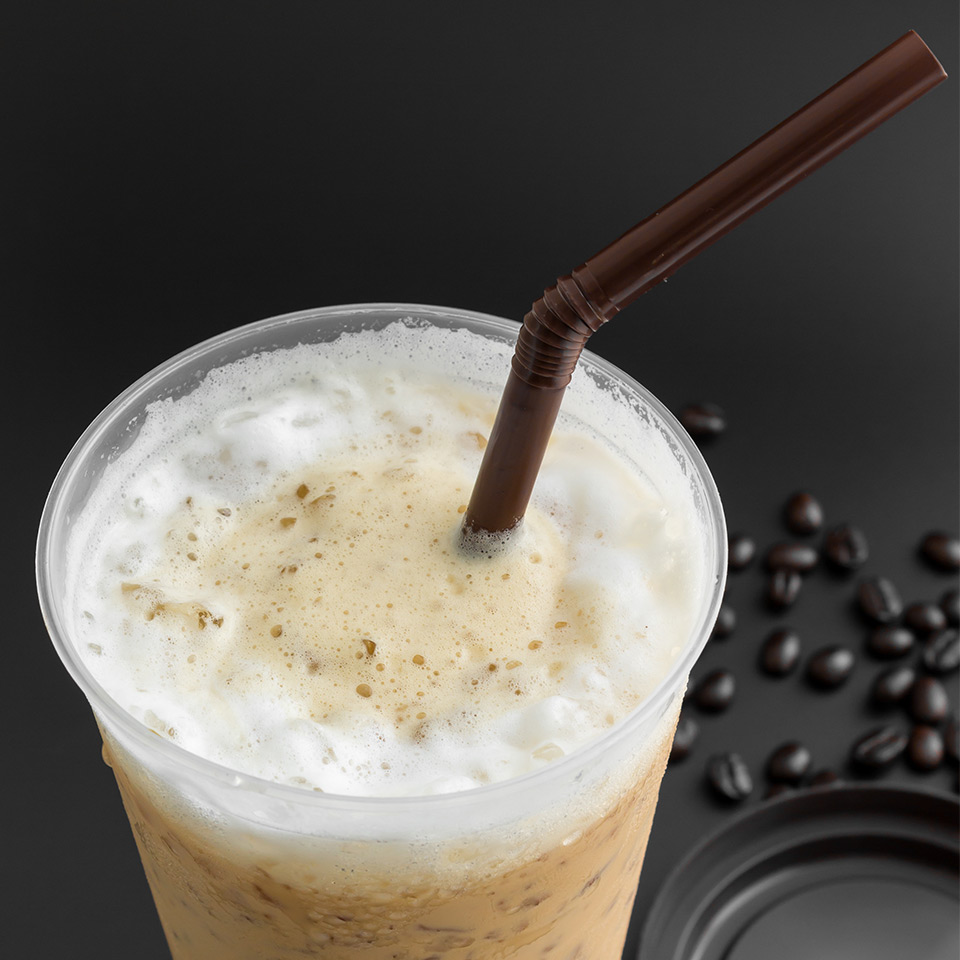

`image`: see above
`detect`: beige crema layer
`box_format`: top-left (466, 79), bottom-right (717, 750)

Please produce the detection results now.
top-left (70, 321), bottom-right (705, 798)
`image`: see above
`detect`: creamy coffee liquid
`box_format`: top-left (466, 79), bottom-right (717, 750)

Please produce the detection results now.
top-left (68, 320), bottom-right (705, 797)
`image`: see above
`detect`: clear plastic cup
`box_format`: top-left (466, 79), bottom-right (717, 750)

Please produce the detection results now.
top-left (37, 304), bottom-right (726, 959)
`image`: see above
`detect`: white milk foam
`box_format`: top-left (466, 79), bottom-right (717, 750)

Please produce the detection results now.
top-left (68, 320), bottom-right (706, 797)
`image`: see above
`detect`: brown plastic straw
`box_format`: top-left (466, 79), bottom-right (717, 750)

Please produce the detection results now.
top-left (462, 30), bottom-right (946, 544)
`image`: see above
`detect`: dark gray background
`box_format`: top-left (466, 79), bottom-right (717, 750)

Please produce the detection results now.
top-left (4, 2), bottom-right (957, 957)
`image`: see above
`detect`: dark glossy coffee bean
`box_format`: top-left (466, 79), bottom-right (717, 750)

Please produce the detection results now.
top-left (766, 542), bottom-right (819, 573)
top-left (727, 533), bottom-right (756, 571)
top-left (922, 629), bottom-right (960, 674)
top-left (711, 603), bottom-right (736, 639)
top-left (766, 741), bottom-right (812, 784)
top-left (857, 577), bottom-right (903, 624)
top-left (693, 670), bottom-right (735, 712)
top-left (823, 524), bottom-right (869, 571)
top-left (670, 715), bottom-right (699, 762)
top-left (764, 783), bottom-right (793, 800)
top-left (768, 569), bottom-right (802, 608)
top-left (707, 753), bottom-right (752, 801)
top-left (907, 725), bottom-right (944, 771)
top-left (809, 769), bottom-right (840, 788)
top-left (760, 628), bottom-right (801, 676)
top-left (851, 726), bottom-right (908, 770)
top-left (872, 665), bottom-right (917, 706)
top-left (940, 589), bottom-right (960, 626)
top-left (680, 402), bottom-right (726, 438)
top-left (807, 646), bottom-right (855, 689)
top-left (919, 532), bottom-right (960, 571)
top-left (944, 714), bottom-right (959, 763)
top-left (784, 492), bottom-right (823, 535)
top-left (866, 625), bottom-right (915, 660)
top-left (904, 602), bottom-right (948, 635)
top-left (909, 676), bottom-right (949, 725)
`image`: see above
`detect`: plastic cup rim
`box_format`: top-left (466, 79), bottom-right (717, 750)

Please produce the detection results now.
top-left (36, 301), bottom-right (727, 811)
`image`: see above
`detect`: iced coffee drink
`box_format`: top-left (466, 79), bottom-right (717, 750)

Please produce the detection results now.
top-left (38, 304), bottom-right (725, 958)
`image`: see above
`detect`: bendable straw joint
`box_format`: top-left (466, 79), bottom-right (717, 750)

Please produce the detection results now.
top-left (513, 272), bottom-right (613, 388)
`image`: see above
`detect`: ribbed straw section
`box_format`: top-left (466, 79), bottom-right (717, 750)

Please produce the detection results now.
top-left (514, 270), bottom-right (618, 388)
top-left (460, 272), bottom-right (618, 543)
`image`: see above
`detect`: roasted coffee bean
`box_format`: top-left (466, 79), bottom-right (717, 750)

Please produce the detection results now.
top-left (866, 625), bottom-right (915, 660)
top-left (807, 646), bottom-right (855, 688)
top-left (945, 714), bottom-right (959, 763)
top-left (760, 628), bottom-right (802, 676)
top-left (711, 603), bottom-right (736, 639)
top-left (940, 589), bottom-right (960, 626)
top-left (857, 577), bottom-right (903, 624)
top-left (670, 715), bottom-right (699, 762)
top-left (921, 629), bottom-right (960, 674)
top-left (909, 676), bottom-right (949, 725)
top-left (809, 769), bottom-right (840, 788)
top-left (823, 524), bottom-right (869, 571)
top-left (919, 532), bottom-right (960, 571)
top-left (766, 542), bottom-right (819, 573)
top-left (769, 569), bottom-right (802, 608)
top-left (728, 533), bottom-right (756, 571)
top-left (903, 602), bottom-right (948, 635)
top-left (766, 741), bottom-right (812, 784)
top-left (707, 753), bottom-right (752, 801)
top-left (680, 402), bottom-right (726, 438)
top-left (907, 725), bottom-right (944, 771)
top-left (872, 665), bottom-right (917, 706)
top-left (784, 492), bottom-right (823, 535)
top-left (694, 670), bottom-right (736, 712)
top-left (764, 783), bottom-right (793, 800)
top-left (851, 726), bottom-right (908, 770)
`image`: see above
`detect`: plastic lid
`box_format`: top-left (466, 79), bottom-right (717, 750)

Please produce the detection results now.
top-left (639, 784), bottom-right (959, 960)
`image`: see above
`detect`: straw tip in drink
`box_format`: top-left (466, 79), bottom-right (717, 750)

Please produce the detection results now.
top-left (458, 520), bottom-right (520, 559)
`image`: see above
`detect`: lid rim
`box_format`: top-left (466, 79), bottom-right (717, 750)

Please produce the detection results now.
top-left (640, 783), bottom-right (960, 960)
